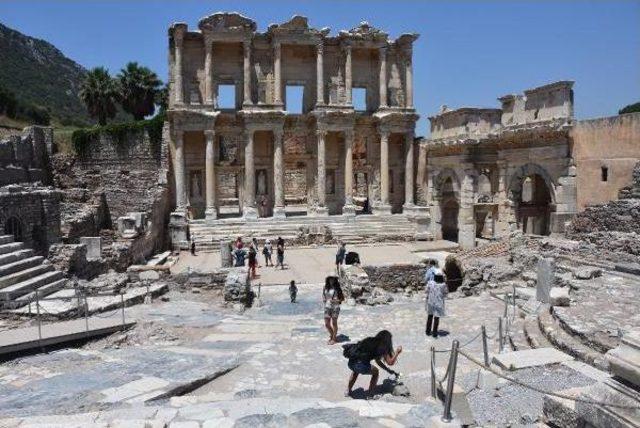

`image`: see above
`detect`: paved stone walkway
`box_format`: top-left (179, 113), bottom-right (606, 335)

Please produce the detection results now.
top-left (0, 278), bottom-right (604, 427)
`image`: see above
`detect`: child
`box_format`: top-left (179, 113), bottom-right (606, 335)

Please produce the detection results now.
top-left (289, 280), bottom-right (298, 303)
top-left (426, 268), bottom-right (448, 338)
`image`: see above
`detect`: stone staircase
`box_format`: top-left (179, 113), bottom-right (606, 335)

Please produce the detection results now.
top-left (189, 215), bottom-right (419, 251)
top-left (0, 235), bottom-right (67, 309)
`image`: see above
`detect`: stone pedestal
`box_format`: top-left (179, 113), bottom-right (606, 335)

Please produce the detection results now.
top-left (205, 208), bottom-right (218, 223)
top-left (220, 240), bottom-right (232, 268)
top-left (536, 257), bottom-right (555, 303)
top-left (342, 204), bottom-right (356, 217)
top-left (79, 237), bottom-right (101, 260)
top-left (373, 205), bottom-right (392, 216)
top-left (168, 211), bottom-right (189, 250)
top-left (414, 212), bottom-right (432, 241)
top-left (243, 206), bottom-right (259, 220)
top-left (312, 206), bottom-right (329, 217)
top-left (272, 207), bottom-right (287, 220)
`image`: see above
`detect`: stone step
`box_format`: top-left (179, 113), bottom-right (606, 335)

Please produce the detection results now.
top-left (0, 249), bottom-right (34, 267)
top-left (1, 278), bottom-right (67, 309)
top-left (0, 235), bottom-right (14, 245)
top-left (0, 270), bottom-right (64, 301)
top-left (537, 310), bottom-right (608, 371)
top-left (0, 263), bottom-right (54, 288)
top-left (0, 255), bottom-right (41, 277)
top-left (0, 242), bottom-right (24, 255)
top-left (507, 316), bottom-right (531, 351)
top-left (523, 314), bottom-right (552, 349)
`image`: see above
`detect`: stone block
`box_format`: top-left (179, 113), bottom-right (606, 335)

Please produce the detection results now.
top-left (536, 257), bottom-right (555, 303)
top-left (139, 270), bottom-right (161, 281)
top-left (492, 347), bottom-right (573, 370)
top-left (549, 287), bottom-right (570, 307)
top-left (572, 267), bottom-right (602, 280)
top-left (79, 236), bottom-right (101, 260)
top-left (117, 216), bottom-right (139, 239)
top-left (223, 267), bottom-right (250, 303)
top-left (606, 328), bottom-right (640, 387)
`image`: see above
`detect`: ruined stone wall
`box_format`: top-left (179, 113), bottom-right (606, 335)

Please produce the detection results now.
top-left (572, 112), bottom-right (640, 209)
top-left (429, 108), bottom-right (502, 140)
top-left (362, 263), bottom-right (426, 291)
top-left (0, 126), bottom-right (53, 186)
top-left (0, 185), bottom-right (61, 253)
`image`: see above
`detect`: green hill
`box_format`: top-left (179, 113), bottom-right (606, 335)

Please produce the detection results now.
top-left (0, 22), bottom-right (90, 126)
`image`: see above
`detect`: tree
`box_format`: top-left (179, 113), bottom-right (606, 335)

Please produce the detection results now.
top-left (155, 84), bottom-right (169, 114)
top-left (117, 62), bottom-right (162, 121)
top-left (80, 67), bottom-right (119, 125)
top-left (619, 102), bottom-right (640, 115)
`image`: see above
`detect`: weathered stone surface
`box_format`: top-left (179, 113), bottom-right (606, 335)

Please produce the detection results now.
top-left (492, 348), bottom-right (573, 371)
top-left (606, 328), bottom-right (640, 387)
top-left (549, 287), bottom-right (570, 307)
top-left (79, 236), bottom-right (101, 260)
top-left (536, 257), bottom-right (555, 303)
top-left (223, 268), bottom-right (250, 304)
top-left (572, 266), bottom-right (602, 280)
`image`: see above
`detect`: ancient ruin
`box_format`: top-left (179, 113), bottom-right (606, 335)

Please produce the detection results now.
top-left (0, 11), bottom-right (639, 428)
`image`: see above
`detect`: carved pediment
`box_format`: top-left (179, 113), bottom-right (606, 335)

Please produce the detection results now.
top-left (340, 21), bottom-right (388, 41)
top-left (198, 12), bottom-right (256, 32)
top-left (267, 15), bottom-right (330, 37)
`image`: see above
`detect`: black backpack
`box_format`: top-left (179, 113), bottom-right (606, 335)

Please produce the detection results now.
top-left (342, 342), bottom-right (361, 360)
top-left (345, 251), bottom-right (360, 265)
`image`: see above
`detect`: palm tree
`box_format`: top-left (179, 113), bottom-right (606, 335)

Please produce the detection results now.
top-left (79, 67), bottom-right (119, 125)
top-left (117, 62), bottom-right (162, 121)
top-left (155, 84), bottom-right (169, 114)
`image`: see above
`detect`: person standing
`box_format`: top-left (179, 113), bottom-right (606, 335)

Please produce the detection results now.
top-left (235, 236), bottom-right (244, 249)
top-left (425, 259), bottom-right (437, 283)
top-left (323, 276), bottom-right (344, 345)
top-left (276, 236), bottom-right (285, 270)
top-left (262, 239), bottom-right (273, 267)
top-left (233, 245), bottom-right (246, 267)
top-left (248, 244), bottom-right (258, 278)
top-left (335, 242), bottom-right (346, 273)
top-left (190, 239), bottom-right (196, 256)
top-left (425, 268), bottom-right (448, 338)
top-left (289, 280), bottom-right (298, 303)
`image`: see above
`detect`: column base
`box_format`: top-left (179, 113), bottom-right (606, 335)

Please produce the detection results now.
top-left (373, 205), bottom-right (392, 216)
top-left (243, 206), bottom-right (259, 220)
top-left (273, 206), bottom-right (287, 219)
top-left (312, 206), bottom-right (329, 217)
top-left (205, 208), bottom-right (218, 223)
top-left (169, 211), bottom-right (190, 251)
top-left (342, 204), bottom-right (356, 217)
top-left (403, 203), bottom-right (415, 216)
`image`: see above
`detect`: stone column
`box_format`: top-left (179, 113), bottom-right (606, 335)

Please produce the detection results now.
top-left (274, 41), bottom-right (282, 106)
top-left (375, 130), bottom-right (392, 215)
top-left (243, 129), bottom-right (258, 219)
top-left (243, 38), bottom-right (252, 106)
top-left (405, 48), bottom-right (413, 109)
top-left (379, 46), bottom-right (387, 108)
top-left (458, 167), bottom-right (476, 250)
top-left (416, 143), bottom-right (427, 205)
top-left (203, 33), bottom-right (214, 106)
top-left (174, 131), bottom-right (187, 210)
top-left (344, 45), bottom-right (352, 105)
top-left (315, 129), bottom-right (328, 216)
top-left (205, 130), bottom-right (217, 221)
top-left (343, 130), bottom-right (355, 216)
top-left (173, 27), bottom-right (185, 105)
top-left (273, 128), bottom-right (286, 219)
top-left (316, 42), bottom-right (324, 106)
top-left (403, 132), bottom-right (415, 212)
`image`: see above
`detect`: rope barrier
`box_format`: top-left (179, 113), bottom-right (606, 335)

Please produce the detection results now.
top-left (458, 349), bottom-right (640, 410)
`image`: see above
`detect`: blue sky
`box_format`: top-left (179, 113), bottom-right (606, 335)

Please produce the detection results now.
top-left (1, 0), bottom-right (639, 135)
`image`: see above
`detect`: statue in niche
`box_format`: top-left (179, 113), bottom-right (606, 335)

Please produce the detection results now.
top-left (256, 169), bottom-right (268, 196)
top-left (190, 170), bottom-right (202, 198)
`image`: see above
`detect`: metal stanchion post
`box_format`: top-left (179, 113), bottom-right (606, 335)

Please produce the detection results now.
top-left (120, 293), bottom-right (125, 326)
top-left (498, 317), bottom-right (504, 353)
top-left (35, 290), bottom-right (42, 343)
top-left (430, 346), bottom-right (436, 398)
top-left (481, 325), bottom-right (489, 367)
top-left (503, 293), bottom-right (509, 318)
top-left (84, 294), bottom-right (89, 332)
top-left (442, 340), bottom-right (460, 423)
top-left (512, 283), bottom-right (516, 315)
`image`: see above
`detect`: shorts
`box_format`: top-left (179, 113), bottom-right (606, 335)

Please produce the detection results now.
top-left (324, 305), bottom-right (340, 319)
top-left (348, 359), bottom-right (373, 375)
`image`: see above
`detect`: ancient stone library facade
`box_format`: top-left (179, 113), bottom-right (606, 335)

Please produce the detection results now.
top-left (166, 13), bottom-right (420, 221)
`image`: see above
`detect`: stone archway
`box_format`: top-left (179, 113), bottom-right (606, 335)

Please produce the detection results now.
top-left (4, 216), bottom-right (23, 242)
top-left (434, 169), bottom-right (461, 242)
top-left (508, 163), bottom-right (556, 236)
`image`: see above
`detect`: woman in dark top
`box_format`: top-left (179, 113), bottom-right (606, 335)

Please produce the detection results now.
top-left (346, 330), bottom-right (402, 397)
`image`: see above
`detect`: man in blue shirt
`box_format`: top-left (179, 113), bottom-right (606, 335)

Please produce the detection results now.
top-left (425, 259), bottom-right (438, 283)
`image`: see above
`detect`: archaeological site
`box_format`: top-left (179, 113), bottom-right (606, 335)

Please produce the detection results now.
top-left (0, 10), bottom-right (639, 428)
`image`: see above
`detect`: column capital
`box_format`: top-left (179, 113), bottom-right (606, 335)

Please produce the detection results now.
top-left (343, 129), bottom-right (354, 141)
top-left (342, 43), bottom-right (352, 54)
top-left (273, 127), bottom-right (284, 140)
top-left (379, 45), bottom-right (388, 55)
top-left (173, 24), bottom-right (187, 45)
top-left (316, 41), bottom-right (324, 54)
top-left (316, 128), bottom-right (328, 138)
top-left (204, 129), bottom-right (216, 140)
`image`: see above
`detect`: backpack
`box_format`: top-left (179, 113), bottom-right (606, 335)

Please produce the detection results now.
top-left (342, 342), bottom-right (361, 360)
top-left (345, 251), bottom-right (360, 265)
